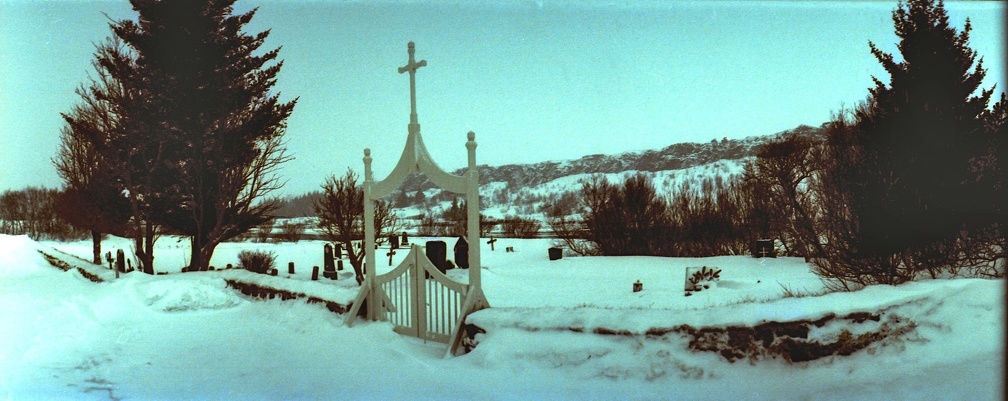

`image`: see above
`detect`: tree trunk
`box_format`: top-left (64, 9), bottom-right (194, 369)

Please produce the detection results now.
top-left (188, 238), bottom-right (218, 272)
top-left (91, 230), bottom-right (102, 264)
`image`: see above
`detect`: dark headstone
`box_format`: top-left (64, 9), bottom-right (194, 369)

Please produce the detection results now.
top-left (115, 249), bottom-right (126, 272)
top-left (337, 259), bottom-right (344, 271)
top-left (487, 237), bottom-right (497, 251)
top-left (454, 236), bottom-right (469, 269)
top-left (389, 234), bottom-right (400, 250)
top-left (548, 247), bottom-right (562, 261)
top-left (752, 239), bottom-right (776, 258)
top-left (269, 268), bottom-right (278, 276)
top-left (401, 231), bottom-right (409, 246)
top-left (334, 243), bottom-right (343, 259)
top-left (633, 280), bottom-right (643, 293)
top-left (288, 261), bottom-right (295, 275)
top-left (426, 240), bottom-right (449, 274)
top-left (311, 266), bottom-right (319, 281)
top-left (323, 244), bottom-right (336, 278)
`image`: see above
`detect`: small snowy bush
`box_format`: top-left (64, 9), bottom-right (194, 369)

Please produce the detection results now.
top-left (238, 250), bottom-right (276, 274)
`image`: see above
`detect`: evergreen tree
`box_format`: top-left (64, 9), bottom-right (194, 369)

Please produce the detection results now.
top-left (842, 0), bottom-right (994, 259)
top-left (110, 0), bottom-right (296, 271)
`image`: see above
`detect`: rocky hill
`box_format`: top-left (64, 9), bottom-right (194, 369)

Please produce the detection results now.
top-left (399, 123), bottom-right (825, 192)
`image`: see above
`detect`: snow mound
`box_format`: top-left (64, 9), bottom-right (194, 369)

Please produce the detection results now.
top-left (133, 275), bottom-right (245, 312)
top-left (0, 234), bottom-right (51, 277)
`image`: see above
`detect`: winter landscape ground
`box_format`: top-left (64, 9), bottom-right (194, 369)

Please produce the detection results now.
top-left (1, 234), bottom-right (1003, 400)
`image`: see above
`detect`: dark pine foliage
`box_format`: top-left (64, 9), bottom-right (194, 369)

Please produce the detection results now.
top-left (840, 0), bottom-right (994, 257)
top-left (110, 0), bottom-right (296, 272)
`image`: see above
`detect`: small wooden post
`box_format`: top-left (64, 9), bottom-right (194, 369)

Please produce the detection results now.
top-left (311, 266), bottom-right (319, 281)
top-left (288, 261), bottom-right (295, 275)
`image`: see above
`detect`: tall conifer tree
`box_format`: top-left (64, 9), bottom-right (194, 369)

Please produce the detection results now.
top-left (110, 0), bottom-right (296, 271)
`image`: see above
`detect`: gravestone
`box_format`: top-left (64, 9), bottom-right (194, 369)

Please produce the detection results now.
top-left (387, 248), bottom-right (396, 266)
top-left (337, 259), bottom-right (344, 271)
top-left (401, 231), bottom-right (409, 246)
top-left (323, 244), bottom-right (336, 279)
top-left (548, 247), bottom-right (562, 261)
top-left (487, 237), bottom-right (497, 251)
top-left (505, 246), bottom-right (514, 252)
top-left (312, 266), bottom-right (319, 281)
top-left (633, 280), bottom-right (643, 293)
top-left (106, 251), bottom-right (113, 269)
top-left (454, 236), bottom-right (469, 269)
top-left (684, 266), bottom-right (721, 293)
top-left (752, 239), bottom-right (776, 258)
top-left (390, 234), bottom-right (400, 250)
top-left (334, 243), bottom-right (343, 259)
top-left (115, 249), bottom-right (126, 272)
top-left (288, 262), bottom-right (295, 275)
top-left (426, 240), bottom-right (449, 274)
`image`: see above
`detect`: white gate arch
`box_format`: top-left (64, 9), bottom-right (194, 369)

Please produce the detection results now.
top-left (345, 42), bottom-right (489, 357)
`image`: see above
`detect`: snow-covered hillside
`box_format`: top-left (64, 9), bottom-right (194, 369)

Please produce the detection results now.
top-left (2, 234), bottom-right (1003, 400)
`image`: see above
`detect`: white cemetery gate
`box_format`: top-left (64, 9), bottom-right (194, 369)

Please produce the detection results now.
top-left (345, 42), bottom-right (489, 357)
top-left (376, 244), bottom-right (467, 342)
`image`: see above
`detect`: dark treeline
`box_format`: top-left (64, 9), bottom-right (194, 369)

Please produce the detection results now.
top-left (0, 187), bottom-right (85, 241)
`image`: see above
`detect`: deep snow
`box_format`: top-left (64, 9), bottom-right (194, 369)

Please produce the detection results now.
top-left (1, 234), bottom-right (1004, 400)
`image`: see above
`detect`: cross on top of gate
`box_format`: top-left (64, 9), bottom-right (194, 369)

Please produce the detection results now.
top-left (398, 41), bottom-right (427, 125)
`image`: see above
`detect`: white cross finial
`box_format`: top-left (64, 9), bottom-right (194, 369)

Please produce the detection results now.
top-left (398, 41), bottom-right (427, 125)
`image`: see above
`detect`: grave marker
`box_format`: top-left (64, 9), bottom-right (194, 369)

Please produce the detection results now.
top-left (454, 236), bottom-right (469, 269)
top-left (684, 266), bottom-right (721, 293)
top-left (487, 237), bottom-right (497, 251)
top-left (548, 247), bottom-right (562, 261)
top-left (401, 231), bottom-right (409, 246)
top-left (324, 244), bottom-right (336, 279)
top-left (387, 248), bottom-right (396, 266)
top-left (426, 240), bottom-right (449, 274)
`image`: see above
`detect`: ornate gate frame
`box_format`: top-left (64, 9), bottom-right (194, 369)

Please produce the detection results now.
top-left (345, 42), bottom-right (489, 357)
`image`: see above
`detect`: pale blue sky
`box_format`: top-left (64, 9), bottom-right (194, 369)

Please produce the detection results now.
top-left (1, 0), bottom-right (1004, 197)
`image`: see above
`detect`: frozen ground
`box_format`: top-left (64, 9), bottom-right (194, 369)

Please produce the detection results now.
top-left (1, 234), bottom-right (1004, 400)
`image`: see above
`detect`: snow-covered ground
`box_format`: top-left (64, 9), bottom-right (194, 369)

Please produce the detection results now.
top-left (2, 234), bottom-right (1004, 400)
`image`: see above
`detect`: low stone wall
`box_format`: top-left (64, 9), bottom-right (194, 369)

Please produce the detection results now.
top-left (223, 279), bottom-right (350, 315)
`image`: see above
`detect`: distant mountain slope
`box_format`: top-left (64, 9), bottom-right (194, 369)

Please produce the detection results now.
top-left (398, 124), bottom-right (825, 191)
top-left (275, 124), bottom-right (826, 218)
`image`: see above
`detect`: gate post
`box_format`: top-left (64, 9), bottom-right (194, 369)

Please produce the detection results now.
top-left (364, 148), bottom-right (379, 321)
top-left (465, 131), bottom-right (481, 293)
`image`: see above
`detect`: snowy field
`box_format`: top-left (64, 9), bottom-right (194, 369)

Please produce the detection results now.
top-left (1, 234), bottom-right (1004, 400)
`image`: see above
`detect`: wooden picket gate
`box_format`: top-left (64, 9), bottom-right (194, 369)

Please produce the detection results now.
top-left (375, 244), bottom-right (467, 343)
